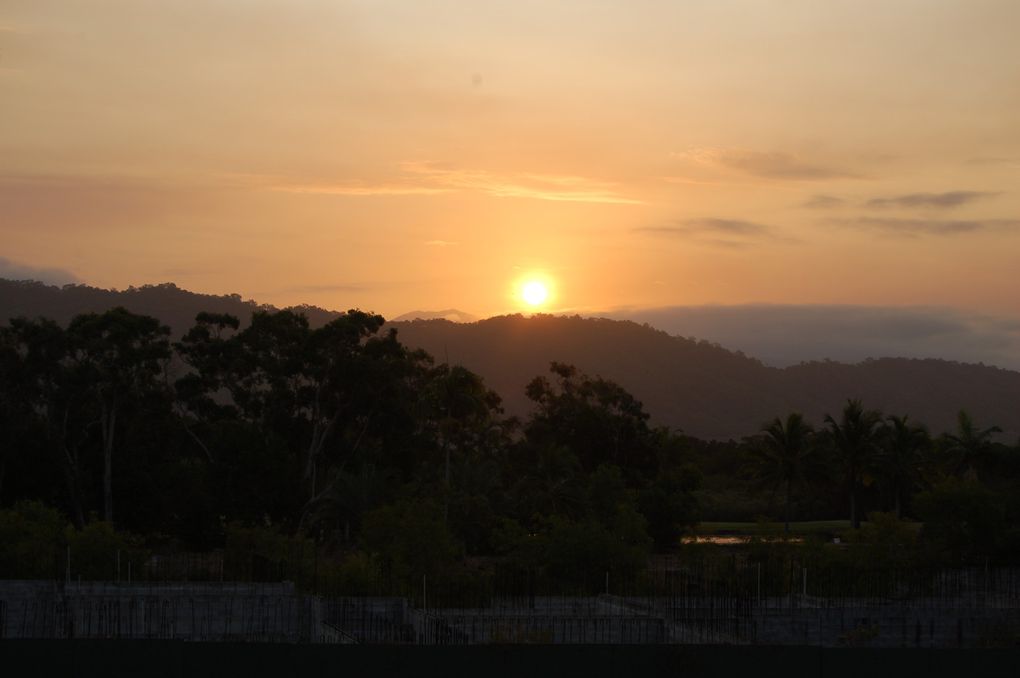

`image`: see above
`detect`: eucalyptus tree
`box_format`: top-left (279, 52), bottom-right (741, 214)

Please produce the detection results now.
top-left (68, 307), bottom-right (172, 525)
top-left (3, 318), bottom-right (90, 527)
top-left (173, 311), bottom-right (243, 462)
top-left (878, 415), bottom-right (930, 518)
top-left (825, 399), bottom-right (883, 529)
top-left (524, 362), bottom-right (657, 477)
top-left (0, 325), bottom-right (18, 504)
top-left (754, 412), bottom-right (815, 532)
top-left (177, 308), bottom-right (432, 525)
top-left (420, 363), bottom-right (504, 520)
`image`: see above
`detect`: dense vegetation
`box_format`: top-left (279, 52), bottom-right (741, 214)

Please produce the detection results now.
top-left (2, 302), bottom-right (1020, 596)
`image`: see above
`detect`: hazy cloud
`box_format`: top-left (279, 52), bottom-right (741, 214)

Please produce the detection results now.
top-left (677, 148), bottom-right (861, 181)
top-left (0, 256), bottom-right (80, 285)
top-left (0, 173), bottom-right (225, 232)
top-left (278, 283), bottom-right (365, 294)
top-left (866, 191), bottom-right (998, 209)
top-left (607, 304), bottom-right (1020, 370)
top-left (273, 183), bottom-right (450, 197)
top-left (968, 157), bottom-right (1020, 168)
top-left (834, 217), bottom-right (1020, 236)
top-left (425, 240), bottom-right (458, 247)
top-left (803, 194), bottom-right (846, 209)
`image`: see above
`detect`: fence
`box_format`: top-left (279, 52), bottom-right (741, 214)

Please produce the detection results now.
top-left (4, 562), bottom-right (1020, 647)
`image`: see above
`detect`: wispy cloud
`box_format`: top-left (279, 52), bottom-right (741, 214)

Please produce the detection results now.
top-left (636, 218), bottom-right (794, 248)
top-left (425, 239), bottom-right (458, 247)
top-left (269, 163), bottom-right (642, 205)
top-left (400, 162), bottom-right (644, 205)
top-left (833, 217), bottom-right (1020, 236)
top-left (675, 148), bottom-right (861, 181)
top-left (866, 191), bottom-right (998, 209)
top-left (640, 218), bottom-right (772, 236)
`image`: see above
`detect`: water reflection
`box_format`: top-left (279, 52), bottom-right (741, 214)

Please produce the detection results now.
top-left (682, 535), bottom-right (805, 545)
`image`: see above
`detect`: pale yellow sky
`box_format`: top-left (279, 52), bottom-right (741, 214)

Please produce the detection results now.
top-left (2, 0), bottom-right (1019, 318)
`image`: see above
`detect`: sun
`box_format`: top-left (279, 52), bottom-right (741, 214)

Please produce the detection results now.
top-left (522, 281), bottom-right (549, 307)
top-left (511, 272), bottom-right (556, 311)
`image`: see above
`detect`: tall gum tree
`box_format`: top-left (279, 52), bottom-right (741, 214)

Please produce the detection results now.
top-left (4, 318), bottom-right (89, 528)
top-left (68, 307), bottom-right (171, 525)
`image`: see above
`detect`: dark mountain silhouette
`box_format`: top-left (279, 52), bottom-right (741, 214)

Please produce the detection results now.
top-left (2, 278), bottom-right (1018, 440)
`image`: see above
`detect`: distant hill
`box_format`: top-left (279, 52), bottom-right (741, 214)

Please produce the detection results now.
top-left (2, 278), bottom-right (1018, 440)
top-left (389, 315), bottom-right (1020, 441)
top-left (0, 279), bottom-right (341, 337)
top-left (390, 309), bottom-right (478, 323)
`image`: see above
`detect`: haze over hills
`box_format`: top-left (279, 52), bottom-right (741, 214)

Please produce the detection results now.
top-left (390, 309), bottom-right (479, 323)
top-left (2, 278), bottom-right (1018, 440)
top-left (607, 305), bottom-right (1020, 371)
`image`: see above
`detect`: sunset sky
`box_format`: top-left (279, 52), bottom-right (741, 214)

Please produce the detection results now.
top-left (2, 1), bottom-right (1019, 326)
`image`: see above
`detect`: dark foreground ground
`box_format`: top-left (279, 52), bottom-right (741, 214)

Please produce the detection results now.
top-left (1, 641), bottom-right (1018, 678)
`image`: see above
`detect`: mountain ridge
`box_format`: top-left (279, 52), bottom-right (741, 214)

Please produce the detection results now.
top-left (2, 278), bottom-right (1017, 440)
top-left (389, 314), bottom-right (1020, 440)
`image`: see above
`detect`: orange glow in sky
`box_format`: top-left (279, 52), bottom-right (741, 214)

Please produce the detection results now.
top-left (2, 1), bottom-right (1020, 320)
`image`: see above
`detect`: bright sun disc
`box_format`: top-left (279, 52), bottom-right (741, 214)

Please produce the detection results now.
top-left (522, 281), bottom-right (549, 306)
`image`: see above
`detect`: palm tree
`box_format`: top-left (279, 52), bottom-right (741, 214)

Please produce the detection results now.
top-left (825, 399), bottom-right (882, 529)
top-left (878, 415), bottom-right (930, 518)
top-left (754, 413), bottom-right (814, 533)
top-left (942, 410), bottom-right (1001, 478)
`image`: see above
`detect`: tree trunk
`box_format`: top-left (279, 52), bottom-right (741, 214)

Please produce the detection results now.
top-left (784, 481), bottom-right (792, 533)
top-left (102, 402), bottom-right (117, 524)
top-left (57, 409), bottom-right (86, 529)
top-left (61, 448), bottom-right (86, 530)
top-left (850, 485), bottom-right (859, 529)
top-left (443, 441), bottom-right (451, 525)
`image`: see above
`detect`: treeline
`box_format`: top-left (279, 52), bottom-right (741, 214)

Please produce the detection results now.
top-left (1, 307), bottom-right (1019, 590)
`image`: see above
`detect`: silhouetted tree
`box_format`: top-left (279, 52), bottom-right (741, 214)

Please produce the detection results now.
top-left (68, 307), bottom-right (171, 525)
top-left (942, 410), bottom-right (1002, 478)
top-left (3, 318), bottom-right (88, 527)
top-left (419, 363), bottom-right (504, 522)
top-left (754, 413), bottom-right (815, 532)
top-left (524, 362), bottom-right (656, 476)
top-left (878, 415), bottom-right (930, 518)
top-left (825, 399), bottom-right (883, 529)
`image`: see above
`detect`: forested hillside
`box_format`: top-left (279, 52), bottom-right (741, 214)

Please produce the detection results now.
top-left (392, 316), bottom-right (1020, 440)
